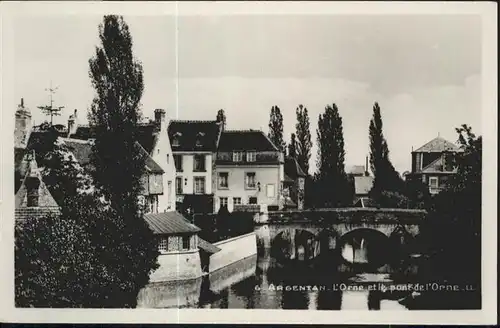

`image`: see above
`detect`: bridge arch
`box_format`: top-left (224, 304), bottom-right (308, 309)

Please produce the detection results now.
top-left (337, 228), bottom-right (392, 270)
top-left (270, 227), bottom-right (319, 263)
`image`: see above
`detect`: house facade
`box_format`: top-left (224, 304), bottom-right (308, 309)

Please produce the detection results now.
top-left (214, 130), bottom-right (285, 212)
top-left (168, 120), bottom-right (222, 214)
top-left (282, 157), bottom-right (306, 210)
top-left (407, 136), bottom-right (460, 194)
top-left (66, 108), bottom-right (176, 213)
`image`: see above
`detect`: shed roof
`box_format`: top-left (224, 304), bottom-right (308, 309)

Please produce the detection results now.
top-left (143, 211), bottom-right (201, 235)
top-left (198, 238), bottom-right (222, 254)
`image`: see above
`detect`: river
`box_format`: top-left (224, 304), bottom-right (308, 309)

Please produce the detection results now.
top-left (137, 239), bottom-right (418, 309)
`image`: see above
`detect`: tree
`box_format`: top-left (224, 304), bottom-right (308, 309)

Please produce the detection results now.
top-left (15, 131), bottom-right (121, 307)
top-left (268, 105), bottom-right (286, 153)
top-left (216, 109), bottom-right (226, 131)
top-left (288, 133), bottom-right (297, 158)
top-left (315, 104), bottom-right (352, 207)
top-left (413, 125), bottom-right (482, 309)
top-left (88, 15), bottom-right (158, 307)
top-left (295, 104), bottom-right (312, 174)
top-left (368, 102), bottom-right (404, 201)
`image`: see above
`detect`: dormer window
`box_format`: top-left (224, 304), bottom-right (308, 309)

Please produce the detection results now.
top-left (195, 132), bottom-right (205, 148)
top-left (233, 151), bottom-right (243, 162)
top-left (246, 151), bottom-right (256, 162)
top-left (172, 132), bottom-right (181, 147)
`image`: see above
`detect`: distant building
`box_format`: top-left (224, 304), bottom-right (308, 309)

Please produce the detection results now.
top-left (283, 157), bottom-right (307, 210)
top-left (407, 136), bottom-right (461, 194)
top-left (214, 129), bottom-right (285, 212)
top-left (348, 158), bottom-right (374, 208)
top-left (168, 120), bottom-right (223, 214)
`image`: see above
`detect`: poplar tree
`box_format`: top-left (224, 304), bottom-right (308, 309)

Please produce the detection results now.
top-left (295, 104), bottom-right (312, 174)
top-left (288, 133), bottom-right (297, 158)
top-left (268, 105), bottom-right (286, 153)
top-left (88, 15), bottom-right (158, 307)
top-left (368, 102), bottom-right (404, 197)
top-left (315, 104), bottom-right (352, 207)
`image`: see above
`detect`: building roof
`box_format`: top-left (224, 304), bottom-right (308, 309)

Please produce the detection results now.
top-left (168, 120), bottom-right (221, 152)
top-left (413, 136), bottom-right (460, 153)
top-left (60, 138), bottom-right (164, 174)
top-left (143, 211), bottom-right (201, 235)
top-left (198, 238), bottom-right (222, 254)
top-left (15, 155), bottom-right (61, 221)
top-left (63, 138), bottom-right (93, 166)
top-left (349, 165), bottom-right (366, 176)
top-left (70, 123), bottom-right (160, 155)
top-left (354, 176), bottom-right (374, 195)
top-left (217, 130), bottom-right (278, 152)
top-left (284, 157), bottom-right (307, 179)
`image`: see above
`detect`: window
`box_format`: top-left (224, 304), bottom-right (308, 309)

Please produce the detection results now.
top-left (233, 197), bottom-right (242, 205)
top-left (176, 176), bottom-right (183, 194)
top-left (266, 184), bottom-right (275, 197)
top-left (145, 195), bottom-right (159, 214)
top-left (158, 238), bottom-right (168, 252)
top-left (194, 177), bottom-right (206, 194)
top-left (249, 197), bottom-right (258, 204)
top-left (168, 181), bottom-right (172, 206)
top-left (174, 155), bottom-right (183, 172)
top-left (429, 177), bottom-right (439, 194)
top-left (246, 151), bottom-right (256, 162)
top-left (233, 151), bottom-right (243, 162)
top-left (172, 132), bottom-right (181, 147)
top-left (194, 154), bottom-right (206, 172)
top-left (182, 236), bottom-right (190, 250)
top-left (220, 197), bottom-right (228, 207)
top-left (245, 172), bottom-right (256, 189)
top-left (196, 132), bottom-right (205, 148)
top-left (218, 172), bottom-right (229, 189)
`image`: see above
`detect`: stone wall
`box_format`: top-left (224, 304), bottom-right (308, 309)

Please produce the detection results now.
top-left (148, 249), bottom-right (203, 283)
top-left (209, 232), bottom-right (257, 273)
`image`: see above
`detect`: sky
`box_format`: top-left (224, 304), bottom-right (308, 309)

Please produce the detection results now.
top-left (11, 14), bottom-right (482, 174)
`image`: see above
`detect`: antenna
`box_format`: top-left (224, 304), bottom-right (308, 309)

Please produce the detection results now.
top-left (37, 81), bottom-right (65, 126)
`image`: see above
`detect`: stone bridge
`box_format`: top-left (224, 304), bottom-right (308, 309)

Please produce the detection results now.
top-left (254, 208), bottom-right (427, 266)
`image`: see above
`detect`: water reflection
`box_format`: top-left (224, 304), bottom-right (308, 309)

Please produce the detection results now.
top-left (137, 250), bottom-right (411, 310)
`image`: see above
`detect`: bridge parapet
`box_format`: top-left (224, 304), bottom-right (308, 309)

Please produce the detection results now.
top-left (260, 208), bottom-right (427, 225)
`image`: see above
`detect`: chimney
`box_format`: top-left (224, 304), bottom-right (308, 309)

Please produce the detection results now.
top-left (15, 98), bottom-right (32, 148)
top-left (67, 109), bottom-right (78, 137)
top-left (155, 108), bottom-right (167, 132)
top-left (365, 156), bottom-right (369, 176)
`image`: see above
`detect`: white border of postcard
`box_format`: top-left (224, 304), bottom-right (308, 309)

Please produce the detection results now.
top-left (0, 1), bottom-right (497, 325)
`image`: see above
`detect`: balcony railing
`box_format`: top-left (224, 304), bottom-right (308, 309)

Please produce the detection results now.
top-left (216, 151), bottom-right (284, 164)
